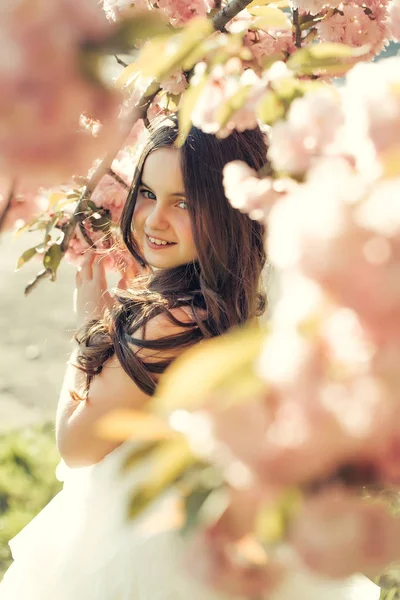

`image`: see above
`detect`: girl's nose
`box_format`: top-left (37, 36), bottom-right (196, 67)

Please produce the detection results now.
top-left (145, 203), bottom-right (169, 231)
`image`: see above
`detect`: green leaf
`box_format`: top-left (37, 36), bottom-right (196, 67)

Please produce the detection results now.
top-left (121, 441), bottom-right (161, 474)
top-left (257, 90), bottom-right (285, 125)
top-left (256, 488), bottom-right (302, 544)
top-left (111, 12), bottom-right (170, 49)
top-left (14, 216), bottom-right (46, 238)
top-left (47, 192), bottom-right (66, 208)
top-left (127, 438), bottom-right (196, 520)
top-left (153, 325), bottom-right (267, 413)
top-left (45, 214), bottom-right (61, 237)
top-left (248, 0), bottom-right (289, 8)
top-left (249, 7), bottom-right (291, 29)
top-left (95, 409), bottom-right (176, 443)
top-left (89, 12), bottom-right (170, 55)
top-left (177, 73), bottom-right (208, 144)
top-left (287, 42), bottom-right (371, 76)
top-left (16, 247), bottom-right (38, 271)
top-left (136, 17), bottom-right (214, 82)
top-left (43, 244), bottom-right (62, 279)
top-left (182, 486), bottom-right (214, 535)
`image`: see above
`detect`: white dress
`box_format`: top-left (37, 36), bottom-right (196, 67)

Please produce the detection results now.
top-left (0, 442), bottom-right (381, 600)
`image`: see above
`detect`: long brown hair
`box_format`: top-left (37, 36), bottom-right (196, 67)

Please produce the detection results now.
top-left (75, 117), bottom-right (268, 396)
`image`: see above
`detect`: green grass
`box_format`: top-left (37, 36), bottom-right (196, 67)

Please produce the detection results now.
top-left (0, 423), bottom-right (62, 579)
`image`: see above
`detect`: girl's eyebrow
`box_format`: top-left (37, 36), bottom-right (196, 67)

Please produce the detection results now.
top-left (139, 180), bottom-right (153, 190)
top-left (140, 180), bottom-right (186, 198)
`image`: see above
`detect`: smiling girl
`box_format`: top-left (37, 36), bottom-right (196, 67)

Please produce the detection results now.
top-left (0, 118), bottom-right (380, 600)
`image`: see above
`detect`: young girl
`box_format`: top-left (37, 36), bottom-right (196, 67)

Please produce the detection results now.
top-left (0, 118), bottom-right (380, 600)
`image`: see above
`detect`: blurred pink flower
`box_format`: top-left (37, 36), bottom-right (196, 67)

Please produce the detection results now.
top-left (191, 65), bottom-right (266, 137)
top-left (290, 489), bottom-right (400, 578)
top-left (387, 0), bottom-right (400, 39)
top-left (0, 178), bottom-right (47, 233)
top-left (186, 489), bottom-right (284, 598)
top-left (268, 89), bottom-right (344, 175)
top-left (268, 155), bottom-right (400, 346)
top-left (344, 57), bottom-right (400, 164)
top-left (223, 160), bottom-right (295, 221)
top-left (0, 0), bottom-right (121, 186)
top-left (376, 422), bottom-right (400, 484)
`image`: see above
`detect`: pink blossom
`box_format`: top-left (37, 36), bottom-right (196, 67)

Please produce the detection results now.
top-left (290, 489), bottom-right (400, 578)
top-left (0, 0), bottom-right (121, 185)
top-left (156, 0), bottom-right (215, 27)
top-left (267, 89), bottom-right (345, 175)
top-left (292, 0), bottom-right (341, 15)
top-left (146, 100), bottom-right (168, 122)
top-left (245, 29), bottom-right (295, 66)
top-left (223, 160), bottom-right (295, 221)
top-left (91, 174), bottom-right (129, 223)
top-left (160, 70), bottom-right (188, 95)
top-left (316, 5), bottom-right (389, 61)
top-left (62, 217), bottom-right (128, 270)
top-left (386, 0), bottom-right (400, 39)
top-left (191, 65), bottom-right (266, 137)
top-left (364, 0), bottom-right (391, 21)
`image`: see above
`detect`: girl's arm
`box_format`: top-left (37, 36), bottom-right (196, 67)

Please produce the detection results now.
top-left (55, 345), bottom-right (149, 468)
top-left (56, 254), bottom-right (194, 467)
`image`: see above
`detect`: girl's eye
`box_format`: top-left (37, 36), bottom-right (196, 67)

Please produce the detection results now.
top-left (177, 200), bottom-right (188, 210)
top-left (140, 189), bottom-right (156, 200)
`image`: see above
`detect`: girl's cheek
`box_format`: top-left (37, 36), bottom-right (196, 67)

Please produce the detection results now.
top-left (133, 203), bottom-right (147, 229)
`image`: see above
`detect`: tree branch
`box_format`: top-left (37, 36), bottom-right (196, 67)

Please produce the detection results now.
top-left (24, 268), bottom-right (53, 295)
top-left (0, 180), bottom-right (16, 234)
top-left (212, 0), bottom-right (253, 31)
top-left (292, 8), bottom-right (302, 49)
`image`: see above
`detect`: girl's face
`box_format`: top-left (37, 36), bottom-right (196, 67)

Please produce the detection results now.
top-left (133, 147), bottom-right (198, 269)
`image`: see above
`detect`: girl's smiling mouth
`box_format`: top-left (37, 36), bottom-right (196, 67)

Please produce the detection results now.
top-left (146, 234), bottom-right (177, 249)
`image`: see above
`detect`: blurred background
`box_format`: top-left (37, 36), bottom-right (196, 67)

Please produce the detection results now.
top-left (0, 232), bottom-right (75, 577)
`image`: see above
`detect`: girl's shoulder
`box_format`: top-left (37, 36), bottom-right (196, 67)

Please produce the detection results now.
top-left (132, 304), bottom-right (206, 347)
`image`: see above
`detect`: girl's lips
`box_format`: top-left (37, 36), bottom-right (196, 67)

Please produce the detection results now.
top-left (146, 235), bottom-right (176, 250)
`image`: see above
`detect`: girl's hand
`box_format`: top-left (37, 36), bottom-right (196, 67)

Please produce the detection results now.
top-left (74, 253), bottom-right (113, 328)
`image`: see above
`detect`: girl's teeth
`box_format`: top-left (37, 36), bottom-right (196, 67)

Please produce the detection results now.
top-left (149, 236), bottom-right (169, 246)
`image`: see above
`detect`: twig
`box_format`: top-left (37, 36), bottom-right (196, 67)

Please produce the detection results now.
top-left (24, 268), bottom-right (53, 294)
top-left (114, 54), bottom-right (129, 67)
top-left (292, 8), bottom-right (302, 49)
top-left (0, 180), bottom-right (16, 233)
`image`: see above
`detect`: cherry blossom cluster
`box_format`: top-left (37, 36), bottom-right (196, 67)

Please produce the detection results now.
top-left (210, 56), bottom-right (400, 595)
